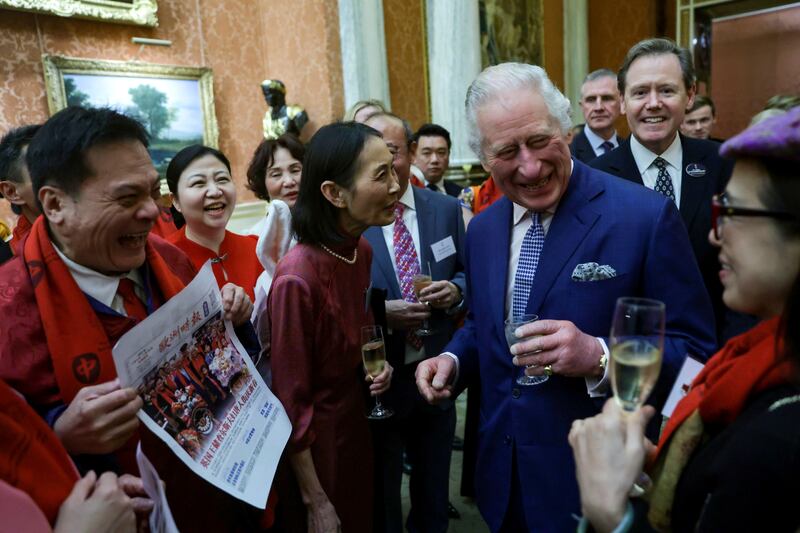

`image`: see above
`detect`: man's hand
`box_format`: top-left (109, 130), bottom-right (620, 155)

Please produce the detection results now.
top-left (569, 400), bottom-right (655, 533)
top-left (54, 471), bottom-right (136, 533)
top-left (415, 355), bottom-right (456, 404)
top-left (385, 299), bottom-right (430, 330)
top-left (419, 280), bottom-right (461, 309)
top-left (117, 474), bottom-right (154, 519)
top-left (220, 283), bottom-right (254, 327)
top-left (54, 379), bottom-right (143, 455)
top-left (365, 361), bottom-right (393, 396)
top-left (510, 319), bottom-right (604, 378)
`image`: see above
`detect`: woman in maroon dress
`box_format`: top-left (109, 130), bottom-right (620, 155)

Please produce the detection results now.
top-left (268, 122), bottom-right (399, 532)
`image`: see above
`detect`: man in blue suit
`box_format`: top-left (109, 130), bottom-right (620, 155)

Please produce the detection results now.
top-left (363, 112), bottom-right (467, 533)
top-left (415, 63), bottom-right (717, 532)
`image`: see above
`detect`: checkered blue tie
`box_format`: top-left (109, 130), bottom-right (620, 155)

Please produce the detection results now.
top-left (512, 212), bottom-right (545, 319)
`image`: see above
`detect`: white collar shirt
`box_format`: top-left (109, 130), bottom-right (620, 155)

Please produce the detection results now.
top-left (381, 185), bottom-right (426, 364)
top-left (630, 133), bottom-right (683, 208)
top-left (53, 243), bottom-right (144, 316)
top-left (583, 125), bottom-right (619, 158)
top-left (424, 178), bottom-right (446, 194)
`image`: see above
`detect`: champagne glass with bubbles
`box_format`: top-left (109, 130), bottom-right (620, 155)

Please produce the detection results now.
top-left (412, 262), bottom-right (436, 337)
top-left (361, 325), bottom-right (393, 419)
top-left (609, 298), bottom-right (665, 412)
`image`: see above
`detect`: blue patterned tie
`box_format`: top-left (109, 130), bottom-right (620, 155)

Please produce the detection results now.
top-left (512, 212), bottom-right (545, 318)
top-left (653, 157), bottom-right (676, 202)
top-left (600, 141), bottom-right (615, 154)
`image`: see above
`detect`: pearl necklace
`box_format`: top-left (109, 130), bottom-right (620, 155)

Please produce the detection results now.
top-left (319, 243), bottom-right (358, 264)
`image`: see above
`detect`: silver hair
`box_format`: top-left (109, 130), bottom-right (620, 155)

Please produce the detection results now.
top-left (582, 68), bottom-right (617, 85)
top-left (465, 62), bottom-right (572, 160)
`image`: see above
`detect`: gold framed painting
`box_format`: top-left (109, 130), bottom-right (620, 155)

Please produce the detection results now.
top-left (0, 0), bottom-right (157, 27)
top-left (43, 54), bottom-right (219, 177)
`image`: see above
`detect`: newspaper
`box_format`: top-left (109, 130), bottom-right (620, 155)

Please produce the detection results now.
top-left (113, 261), bottom-right (291, 509)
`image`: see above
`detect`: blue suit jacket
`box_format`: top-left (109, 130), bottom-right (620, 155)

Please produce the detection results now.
top-left (364, 187), bottom-right (466, 404)
top-left (446, 160), bottom-right (717, 532)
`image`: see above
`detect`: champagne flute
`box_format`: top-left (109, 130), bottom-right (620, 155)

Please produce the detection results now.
top-left (361, 325), bottom-right (393, 419)
top-left (609, 297), bottom-right (665, 412)
top-left (504, 314), bottom-right (548, 386)
top-left (412, 262), bottom-right (436, 337)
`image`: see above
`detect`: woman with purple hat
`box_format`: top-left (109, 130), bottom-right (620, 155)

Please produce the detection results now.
top-left (568, 108), bottom-right (800, 532)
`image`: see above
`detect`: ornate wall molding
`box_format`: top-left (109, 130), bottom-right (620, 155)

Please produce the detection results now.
top-left (0, 0), bottom-right (158, 27)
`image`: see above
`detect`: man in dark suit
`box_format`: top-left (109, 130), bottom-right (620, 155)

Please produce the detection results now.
top-left (570, 69), bottom-right (622, 163)
top-left (591, 38), bottom-right (734, 341)
top-left (412, 123), bottom-right (462, 197)
top-left (415, 62), bottom-right (716, 532)
top-left (364, 113), bottom-right (467, 533)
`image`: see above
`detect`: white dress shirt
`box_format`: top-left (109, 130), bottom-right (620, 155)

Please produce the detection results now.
top-left (53, 243), bottom-right (144, 316)
top-left (583, 125), bottom-right (619, 158)
top-left (381, 185), bottom-right (427, 364)
top-left (630, 134), bottom-right (683, 208)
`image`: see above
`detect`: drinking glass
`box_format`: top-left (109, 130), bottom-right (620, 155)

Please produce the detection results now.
top-left (412, 262), bottom-right (436, 337)
top-left (609, 297), bottom-right (666, 412)
top-left (361, 325), bottom-right (393, 419)
top-left (504, 314), bottom-right (548, 386)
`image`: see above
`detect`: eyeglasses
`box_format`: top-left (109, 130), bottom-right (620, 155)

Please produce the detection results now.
top-left (711, 193), bottom-right (799, 240)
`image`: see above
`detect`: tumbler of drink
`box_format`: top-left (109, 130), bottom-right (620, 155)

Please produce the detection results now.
top-left (609, 297), bottom-right (666, 412)
top-left (361, 325), bottom-right (393, 419)
top-left (504, 314), bottom-right (548, 386)
top-left (412, 271), bottom-right (435, 337)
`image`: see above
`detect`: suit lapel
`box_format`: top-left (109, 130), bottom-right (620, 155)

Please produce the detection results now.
top-left (364, 226), bottom-right (402, 297)
top-left (413, 188), bottom-right (438, 276)
top-left (488, 198), bottom-right (513, 332)
top-left (526, 162), bottom-right (602, 316)
top-left (678, 136), bottom-right (711, 231)
top-left (615, 140), bottom-right (644, 185)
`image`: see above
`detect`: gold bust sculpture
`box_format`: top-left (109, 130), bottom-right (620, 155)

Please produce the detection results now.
top-left (261, 79), bottom-right (308, 140)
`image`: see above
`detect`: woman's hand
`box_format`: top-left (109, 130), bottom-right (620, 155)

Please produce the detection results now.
top-left (307, 496), bottom-right (341, 533)
top-left (220, 283), bottom-right (254, 326)
top-left (54, 471), bottom-right (136, 533)
top-left (367, 361), bottom-right (393, 396)
top-left (568, 399), bottom-right (655, 533)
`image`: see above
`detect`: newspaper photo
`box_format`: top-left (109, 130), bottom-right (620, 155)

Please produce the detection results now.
top-left (113, 261), bottom-right (291, 509)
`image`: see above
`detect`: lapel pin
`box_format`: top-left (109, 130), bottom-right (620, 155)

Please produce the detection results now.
top-left (685, 163), bottom-right (707, 177)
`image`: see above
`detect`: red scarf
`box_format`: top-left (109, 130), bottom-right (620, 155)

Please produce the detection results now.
top-left (10, 214), bottom-right (33, 256)
top-left (655, 317), bottom-right (790, 459)
top-left (22, 217), bottom-right (186, 403)
top-left (0, 379), bottom-right (78, 525)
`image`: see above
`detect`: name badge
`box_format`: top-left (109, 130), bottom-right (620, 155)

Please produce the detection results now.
top-left (685, 163), bottom-right (707, 178)
top-left (662, 355), bottom-right (704, 417)
top-left (430, 236), bottom-right (456, 263)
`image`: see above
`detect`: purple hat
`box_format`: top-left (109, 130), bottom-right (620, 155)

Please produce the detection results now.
top-left (720, 106), bottom-right (800, 161)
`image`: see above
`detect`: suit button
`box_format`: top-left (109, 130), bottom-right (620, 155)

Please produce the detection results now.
top-left (511, 388), bottom-right (520, 399)
top-left (503, 435), bottom-right (512, 446)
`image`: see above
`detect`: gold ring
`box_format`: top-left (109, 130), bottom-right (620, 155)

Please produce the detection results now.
top-left (544, 364), bottom-right (553, 377)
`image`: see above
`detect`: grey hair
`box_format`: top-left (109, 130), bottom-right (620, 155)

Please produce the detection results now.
top-left (465, 62), bottom-right (572, 161)
top-left (582, 68), bottom-right (617, 85)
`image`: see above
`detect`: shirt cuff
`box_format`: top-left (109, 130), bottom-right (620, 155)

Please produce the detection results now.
top-left (441, 352), bottom-right (460, 384)
top-left (577, 502), bottom-right (634, 533)
top-left (584, 337), bottom-right (610, 398)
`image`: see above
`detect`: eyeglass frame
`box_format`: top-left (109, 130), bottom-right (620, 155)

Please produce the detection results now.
top-left (711, 192), bottom-right (799, 240)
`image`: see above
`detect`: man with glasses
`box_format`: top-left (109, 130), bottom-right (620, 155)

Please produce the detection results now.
top-left (591, 38), bottom-right (734, 341)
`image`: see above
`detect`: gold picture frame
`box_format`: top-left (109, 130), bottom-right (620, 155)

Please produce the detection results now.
top-left (0, 0), bottom-right (157, 27)
top-left (43, 54), bottom-right (219, 178)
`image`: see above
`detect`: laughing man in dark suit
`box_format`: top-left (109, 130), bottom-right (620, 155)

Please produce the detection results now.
top-left (591, 38), bottom-right (735, 341)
